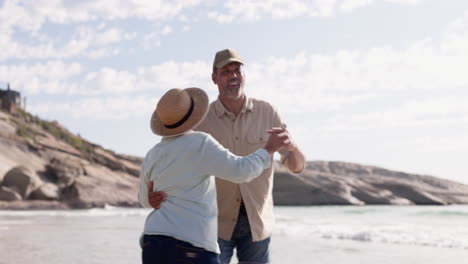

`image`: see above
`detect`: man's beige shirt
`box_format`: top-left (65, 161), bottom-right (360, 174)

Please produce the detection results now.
top-left (196, 96), bottom-right (290, 241)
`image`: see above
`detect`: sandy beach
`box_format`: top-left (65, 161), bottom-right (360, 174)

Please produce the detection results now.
top-left (1, 206), bottom-right (467, 264)
top-left (270, 235), bottom-right (468, 264)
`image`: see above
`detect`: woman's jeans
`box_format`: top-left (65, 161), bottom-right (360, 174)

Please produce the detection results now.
top-left (141, 234), bottom-right (220, 264)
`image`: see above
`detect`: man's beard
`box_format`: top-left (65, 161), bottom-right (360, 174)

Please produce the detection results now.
top-left (225, 86), bottom-right (242, 99)
top-left (224, 78), bottom-right (243, 99)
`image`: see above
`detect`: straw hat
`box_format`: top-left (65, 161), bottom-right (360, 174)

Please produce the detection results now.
top-left (151, 88), bottom-right (209, 136)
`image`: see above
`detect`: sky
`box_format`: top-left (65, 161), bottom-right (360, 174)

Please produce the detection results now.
top-left (1, 0), bottom-right (468, 184)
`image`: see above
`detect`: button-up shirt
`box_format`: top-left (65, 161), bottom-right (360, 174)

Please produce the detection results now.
top-left (139, 131), bottom-right (271, 253)
top-left (195, 96), bottom-right (293, 241)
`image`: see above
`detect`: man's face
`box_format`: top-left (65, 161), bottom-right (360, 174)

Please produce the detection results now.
top-left (212, 62), bottom-right (245, 100)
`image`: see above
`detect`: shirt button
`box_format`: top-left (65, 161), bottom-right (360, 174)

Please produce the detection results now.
top-left (232, 218), bottom-right (236, 222)
top-left (236, 198), bottom-right (241, 202)
top-left (235, 136), bottom-right (239, 140)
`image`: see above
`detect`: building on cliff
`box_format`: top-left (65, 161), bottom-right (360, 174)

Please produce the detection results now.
top-left (0, 83), bottom-right (23, 114)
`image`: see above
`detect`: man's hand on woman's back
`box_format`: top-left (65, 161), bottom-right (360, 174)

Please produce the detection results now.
top-left (147, 181), bottom-right (166, 209)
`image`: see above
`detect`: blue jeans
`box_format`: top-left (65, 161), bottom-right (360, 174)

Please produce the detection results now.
top-left (218, 205), bottom-right (271, 264)
top-left (141, 235), bottom-right (220, 264)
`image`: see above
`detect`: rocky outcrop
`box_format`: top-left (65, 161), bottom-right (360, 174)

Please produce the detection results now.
top-left (0, 109), bottom-right (141, 209)
top-left (1, 109), bottom-right (468, 209)
top-left (273, 161), bottom-right (468, 205)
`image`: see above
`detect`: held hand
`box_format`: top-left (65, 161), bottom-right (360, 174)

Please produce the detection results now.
top-left (263, 128), bottom-right (288, 155)
top-left (147, 181), bottom-right (166, 209)
top-left (265, 127), bottom-right (298, 152)
top-left (267, 127), bottom-right (305, 174)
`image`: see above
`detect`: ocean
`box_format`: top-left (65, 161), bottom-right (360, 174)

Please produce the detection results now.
top-left (1, 205), bottom-right (467, 264)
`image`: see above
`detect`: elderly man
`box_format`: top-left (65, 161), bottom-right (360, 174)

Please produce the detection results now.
top-left (148, 48), bottom-right (305, 264)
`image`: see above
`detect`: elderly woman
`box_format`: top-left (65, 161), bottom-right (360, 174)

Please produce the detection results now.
top-left (138, 87), bottom-right (286, 264)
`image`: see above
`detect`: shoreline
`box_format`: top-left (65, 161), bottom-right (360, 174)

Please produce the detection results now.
top-left (269, 234), bottom-right (468, 264)
top-left (2, 201), bottom-right (467, 210)
top-left (0, 200), bottom-right (140, 210)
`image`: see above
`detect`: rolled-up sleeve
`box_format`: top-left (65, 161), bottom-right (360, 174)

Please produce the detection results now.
top-left (200, 134), bottom-right (271, 183)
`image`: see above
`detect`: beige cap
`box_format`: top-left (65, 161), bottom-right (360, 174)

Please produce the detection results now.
top-left (213, 48), bottom-right (244, 69)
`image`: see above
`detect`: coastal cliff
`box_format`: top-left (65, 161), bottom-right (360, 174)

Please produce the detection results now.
top-left (1, 109), bottom-right (467, 209)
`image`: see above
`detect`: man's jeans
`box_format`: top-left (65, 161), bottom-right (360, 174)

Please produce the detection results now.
top-left (218, 204), bottom-right (271, 264)
top-left (141, 234), bottom-right (220, 264)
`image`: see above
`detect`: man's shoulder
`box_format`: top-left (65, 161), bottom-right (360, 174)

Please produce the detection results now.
top-left (201, 100), bottom-right (217, 116)
top-left (250, 97), bottom-right (274, 108)
top-left (248, 97), bottom-right (278, 115)
top-left (195, 102), bottom-right (220, 130)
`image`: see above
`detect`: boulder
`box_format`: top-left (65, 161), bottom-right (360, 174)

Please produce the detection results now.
top-left (2, 166), bottom-right (42, 198)
top-left (29, 183), bottom-right (60, 200)
top-left (45, 158), bottom-right (84, 188)
top-left (0, 186), bottom-right (22, 201)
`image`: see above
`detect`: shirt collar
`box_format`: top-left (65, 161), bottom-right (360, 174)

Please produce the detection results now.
top-left (214, 95), bottom-right (254, 118)
top-left (161, 130), bottom-right (193, 140)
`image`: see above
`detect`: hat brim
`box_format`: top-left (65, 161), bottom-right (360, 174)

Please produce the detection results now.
top-left (151, 87), bottom-right (209, 136)
top-left (215, 58), bottom-right (244, 69)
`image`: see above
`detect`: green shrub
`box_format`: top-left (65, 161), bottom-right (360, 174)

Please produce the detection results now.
top-left (38, 120), bottom-right (93, 153)
top-left (11, 110), bottom-right (95, 154)
top-left (16, 123), bottom-right (36, 139)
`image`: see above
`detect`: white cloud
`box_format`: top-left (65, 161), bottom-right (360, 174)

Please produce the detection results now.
top-left (0, 25), bottom-right (132, 60)
top-left (339, 0), bottom-right (421, 14)
top-left (161, 25), bottom-right (173, 35)
top-left (208, 0), bottom-right (423, 23)
top-left (182, 25), bottom-right (191, 32)
top-left (75, 68), bottom-right (137, 95)
top-left (23, 60), bottom-right (212, 120)
top-left (0, 61), bottom-right (82, 94)
top-left (143, 32), bottom-right (162, 49)
top-left (0, 0), bottom-right (203, 33)
top-left (0, 0), bottom-right (199, 60)
top-left (4, 24), bottom-right (468, 117)
top-left (95, 28), bottom-right (125, 45)
top-left (142, 24), bottom-right (172, 48)
top-left (137, 60), bottom-right (212, 92)
top-left (208, 0), bottom-right (312, 23)
top-left (339, 0), bottom-right (373, 13)
top-left (59, 26), bottom-right (133, 56)
top-left (4, 23), bottom-right (468, 116)
top-left (5, 8), bottom-right (468, 121)
top-left (0, 59), bottom-right (212, 98)
top-left (0, 0), bottom-right (429, 61)
top-left (2, 0), bottom-right (421, 32)
top-left (29, 95), bottom-right (157, 120)
top-left (386, 0), bottom-right (421, 5)
top-left (142, 24), bottom-right (175, 49)
top-left (320, 96), bottom-right (468, 133)
top-left (246, 18), bottom-right (468, 113)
